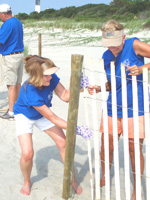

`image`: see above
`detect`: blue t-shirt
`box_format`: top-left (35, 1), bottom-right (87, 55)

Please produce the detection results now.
top-left (13, 73), bottom-right (60, 120)
top-left (0, 17), bottom-right (24, 55)
top-left (102, 37), bottom-right (144, 117)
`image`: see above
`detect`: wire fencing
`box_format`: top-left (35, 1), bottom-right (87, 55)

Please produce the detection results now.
top-left (81, 59), bottom-right (150, 200)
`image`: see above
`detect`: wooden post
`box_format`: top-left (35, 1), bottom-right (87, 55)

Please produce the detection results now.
top-left (38, 33), bottom-right (42, 56)
top-left (62, 54), bottom-right (83, 200)
top-left (0, 109), bottom-right (8, 112)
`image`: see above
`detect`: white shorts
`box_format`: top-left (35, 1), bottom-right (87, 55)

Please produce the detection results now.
top-left (15, 114), bottom-right (55, 136)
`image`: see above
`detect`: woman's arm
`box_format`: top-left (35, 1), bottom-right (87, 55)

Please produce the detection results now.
top-left (33, 104), bottom-right (67, 129)
top-left (126, 63), bottom-right (150, 76)
top-left (54, 82), bottom-right (70, 103)
top-left (133, 39), bottom-right (150, 58)
top-left (127, 40), bottom-right (150, 75)
top-left (88, 80), bottom-right (111, 95)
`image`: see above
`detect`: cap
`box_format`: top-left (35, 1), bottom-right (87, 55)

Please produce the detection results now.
top-left (102, 30), bottom-right (124, 47)
top-left (43, 67), bottom-right (59, 75)
top-left (0, 4), bottom-right (11, 13)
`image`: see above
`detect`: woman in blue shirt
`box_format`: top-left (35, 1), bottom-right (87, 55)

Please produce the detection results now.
top-left (14, 55), bottom-right (82, 196)
top-left (88, 19), bottom-right (150, 200)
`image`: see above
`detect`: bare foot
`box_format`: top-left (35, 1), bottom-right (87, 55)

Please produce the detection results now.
top-left (100, 177), bottom-right (105, 187)
top-left (20, 185), bottom-right (30, 196)
top-left (72, 182), bottom-right (83, 195)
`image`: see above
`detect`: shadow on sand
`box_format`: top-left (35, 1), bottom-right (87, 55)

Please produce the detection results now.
top-left (30, 144), bottom-right (92, 191)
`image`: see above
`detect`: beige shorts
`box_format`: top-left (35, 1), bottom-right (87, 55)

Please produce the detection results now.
top-left (100, 114), bottom-right (145, 139)
top-left (1, 53), bottom-right (24, 85)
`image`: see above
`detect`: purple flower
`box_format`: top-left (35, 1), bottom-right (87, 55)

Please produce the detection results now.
top-left (80, 73), bottom-right (89, 89)
top-left (76, 125), bottom-right (93, 139)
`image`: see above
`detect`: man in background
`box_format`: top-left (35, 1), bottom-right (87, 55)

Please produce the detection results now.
top-left (0, 4), bottom-right (24, 119)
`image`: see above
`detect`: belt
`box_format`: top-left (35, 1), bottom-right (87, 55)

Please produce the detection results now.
top-left (4, 51), bottom-right (23, 56)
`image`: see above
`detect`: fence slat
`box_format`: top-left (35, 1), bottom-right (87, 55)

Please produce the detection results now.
top-left (90, 58), bottom-right (100, 200)
top-left (132, 75), bottom-right (141, 200)
top-left (111, 61), bottom-right (120, 200)
top-left (143, 68), bottom-right (150, 200)
top-left (100, 59), bottom-right (110, 200)
top-left (83, 66), bottom-right (94, 200)
top-left (121, 64), bottom-right (131, 200)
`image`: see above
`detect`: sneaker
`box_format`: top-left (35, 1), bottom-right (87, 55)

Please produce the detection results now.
top-left (1, 110), bottom-right (14, 120)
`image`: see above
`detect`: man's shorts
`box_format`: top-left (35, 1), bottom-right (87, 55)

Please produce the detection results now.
top-left (100, 114), bottom-right (145, 139)
top-left (15, 114), bottom-right (55, 136)
top-left (1, 53), bottom-right (24, 85)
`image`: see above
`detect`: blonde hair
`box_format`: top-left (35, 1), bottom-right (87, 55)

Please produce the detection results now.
top-left (24, 55), bottom-right (57, 87)
top-left (101, 19), bottom-right (124, 32)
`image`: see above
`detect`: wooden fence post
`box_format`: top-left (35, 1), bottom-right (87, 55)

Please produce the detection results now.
top-left (62, 54), bottom-right (83, 200)
top-left (38, 33), bottom-right (41, 56)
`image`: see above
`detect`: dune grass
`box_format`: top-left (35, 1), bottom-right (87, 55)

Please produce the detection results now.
top-left (22, 18), bottom-right (150, 34)
top-left (23, 19), bottom-right (103, 31)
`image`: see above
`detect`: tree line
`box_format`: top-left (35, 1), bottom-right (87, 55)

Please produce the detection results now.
top-left (15, 0), bottom-right (150, 22)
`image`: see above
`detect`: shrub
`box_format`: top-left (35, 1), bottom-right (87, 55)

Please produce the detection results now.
top-left (143, 20), bottom-right (150, 29)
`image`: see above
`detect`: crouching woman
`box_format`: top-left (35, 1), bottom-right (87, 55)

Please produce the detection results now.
top-left (13, 55), bottom-right (82, 196)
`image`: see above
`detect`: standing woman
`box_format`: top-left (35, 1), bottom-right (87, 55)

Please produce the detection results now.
top-left (13, 55), bottom-right (82, 196)
top-left (88, 19), bottom-right (150, 200)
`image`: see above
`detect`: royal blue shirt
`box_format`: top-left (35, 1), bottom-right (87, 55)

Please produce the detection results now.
top-left (13, 74), bottom-right (60, 120)
top-left (102, 37), bottom-right (144, 117)
top-left (0, 17), bottom-right (24, 55)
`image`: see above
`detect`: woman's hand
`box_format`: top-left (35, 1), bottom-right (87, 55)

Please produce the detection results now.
top-left (126, 65), bottom-right (143, 76)
top-left (88, 85), bottom-right (101, 95)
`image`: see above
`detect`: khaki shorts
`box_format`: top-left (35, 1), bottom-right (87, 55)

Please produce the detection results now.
top-left (1, 53), bottom-right (24, 85)
top-left (100, 114), bottom-right (145, 139)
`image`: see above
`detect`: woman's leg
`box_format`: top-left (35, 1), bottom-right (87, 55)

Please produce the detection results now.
top-left (100, 133), bottom-right (114, 186)
top-left (18, 133), bottom-right (34, 195)
top-left (44, 126), bottom-right (82, 195)
top-left (129, 138), bottom-right (144, 200)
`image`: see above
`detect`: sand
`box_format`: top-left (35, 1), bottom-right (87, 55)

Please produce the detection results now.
top-left (0, 27), bottom-right (149, 200)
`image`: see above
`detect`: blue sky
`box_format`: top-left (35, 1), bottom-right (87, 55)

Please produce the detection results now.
top-left (0, 0), bottom-right (112, 14)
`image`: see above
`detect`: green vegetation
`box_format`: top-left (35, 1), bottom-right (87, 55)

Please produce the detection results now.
top-left (16, 1), bottom-right (150, 24)
top-left (17, 0), bottom-right (150, 46)
top-left (14, 0), bottom-right (150, 35)
top-left (24, 46), bottom-right (28, 56)
top-left (22, 19), bottom-right (102, 31)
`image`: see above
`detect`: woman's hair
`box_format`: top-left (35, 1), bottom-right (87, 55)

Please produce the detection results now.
top-left (24, 55), bottom-right (57, 87)
top-left (101, 19), bottom-right (124, 32)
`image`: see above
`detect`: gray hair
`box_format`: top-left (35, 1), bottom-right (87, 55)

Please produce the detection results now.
top-left (101, 20), bottom-right (124, 32)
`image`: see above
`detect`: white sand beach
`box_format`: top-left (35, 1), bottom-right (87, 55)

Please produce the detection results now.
top-left (0, 27), bottom-right (149, 200)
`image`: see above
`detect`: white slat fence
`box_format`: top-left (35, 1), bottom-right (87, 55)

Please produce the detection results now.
top-left (87, 59), bottom-right (150, 199)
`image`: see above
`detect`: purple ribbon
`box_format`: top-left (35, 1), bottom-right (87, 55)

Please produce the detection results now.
top-left (76, 125), bottom-right (93, 139)
top-left (80, 72), bottom-right (89, 89)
